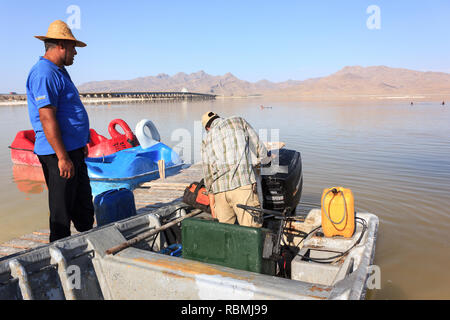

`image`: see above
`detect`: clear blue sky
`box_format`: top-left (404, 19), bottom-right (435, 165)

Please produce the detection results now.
top-left (1, 0), bottom-right (449, 93)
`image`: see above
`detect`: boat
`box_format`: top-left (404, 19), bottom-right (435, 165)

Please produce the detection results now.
top-left (0, 202), bottom-right (378, 300)
top-left (86, 144), bottom-right (184, 197)
top-left (9, 119), bottom-right (138, 166)
top-left (9, 130), bottom-right (41, 166)
top-left (86, 119), bottom-right (183, 197)
top-left (0, 146), bottom-right (379, 300)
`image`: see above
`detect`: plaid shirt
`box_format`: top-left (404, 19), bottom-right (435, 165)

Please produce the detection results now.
top-left (201, 116), bottom-right (269, 194)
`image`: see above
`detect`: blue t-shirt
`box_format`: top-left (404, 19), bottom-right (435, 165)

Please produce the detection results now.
top-left (26, 57), bottom-right (90, 155)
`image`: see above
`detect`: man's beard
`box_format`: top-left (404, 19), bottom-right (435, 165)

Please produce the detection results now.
top-left (65, 57), bottom-right (74, 66)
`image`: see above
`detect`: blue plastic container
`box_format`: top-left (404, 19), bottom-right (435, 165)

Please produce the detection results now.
top-left (159, 244), bottom-right (182, 257)
top-left (93, 188), bottom-right (137, 227)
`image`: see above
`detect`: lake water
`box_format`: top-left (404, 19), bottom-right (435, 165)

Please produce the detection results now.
top-left (1, 99), bottom-right (449, 299)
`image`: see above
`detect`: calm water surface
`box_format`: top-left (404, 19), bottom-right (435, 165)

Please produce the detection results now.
top-left (1, 99), bottom-right (449, 299)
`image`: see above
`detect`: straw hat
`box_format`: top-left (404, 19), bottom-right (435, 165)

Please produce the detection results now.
top-left (35, 20), bottom-right (86, 47)
top-left (201, 111), bottom-right (220, 129)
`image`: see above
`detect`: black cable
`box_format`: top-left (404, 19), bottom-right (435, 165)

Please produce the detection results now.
top-left (275, 216), bottom-right (310, 278)
top-left (151, 231), bottom-right (159, 251)
top-left (276, 218), bottom-right (290, 278)
top-left (283, 227), bottom-right (308, 239)
top-left (279, 215), bottom-right (367, 264)
top-left (293, 217), bottom-right (367, 264)
top-left (234, 202), bottom-right (368, 267)
top-left (284, 225), bottom-right (322, 252)
top-left (150, 206), bottom-right (191, 251)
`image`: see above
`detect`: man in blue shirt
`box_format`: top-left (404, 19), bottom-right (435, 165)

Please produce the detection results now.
top-left (26, 20), bottom-right (94, 242)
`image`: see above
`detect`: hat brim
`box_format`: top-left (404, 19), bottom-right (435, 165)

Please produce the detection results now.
top-left (35, 35), bottom-right (87, 47)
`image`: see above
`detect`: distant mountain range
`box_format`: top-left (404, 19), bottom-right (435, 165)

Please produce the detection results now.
top-left (77, 66), bottom-right (450, 99)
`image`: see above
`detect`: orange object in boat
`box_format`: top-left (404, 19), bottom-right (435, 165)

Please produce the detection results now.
top-left (321, 187), bottom-right (355, 238)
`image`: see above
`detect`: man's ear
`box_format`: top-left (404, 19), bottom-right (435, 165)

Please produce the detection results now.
top-left (57, 40), bottom-right (65, 50)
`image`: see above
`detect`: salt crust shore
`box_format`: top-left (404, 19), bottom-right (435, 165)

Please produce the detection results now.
top-left (1, 94), bottom-right (449, 106)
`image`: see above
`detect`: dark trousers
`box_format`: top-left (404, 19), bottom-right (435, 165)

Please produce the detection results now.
top-left (38, 148), bottom-right (94, 242)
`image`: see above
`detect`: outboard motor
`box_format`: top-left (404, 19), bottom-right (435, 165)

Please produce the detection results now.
top-left (235, 148), bottom-right (304, 276)
top-left (260, 148), bottom-right (303, 215)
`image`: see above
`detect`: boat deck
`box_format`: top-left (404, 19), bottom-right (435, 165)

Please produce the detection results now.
top-left (0, 163), bottom-right (204, 259)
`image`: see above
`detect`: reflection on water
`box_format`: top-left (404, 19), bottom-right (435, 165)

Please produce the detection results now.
top-left (12, 164), bottom-right (45, 194)
top-left (1, 99), bottom-right (450, 299)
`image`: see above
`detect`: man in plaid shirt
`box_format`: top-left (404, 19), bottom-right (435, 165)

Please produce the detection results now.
top-left (201, 111), bottom-right (270, 227)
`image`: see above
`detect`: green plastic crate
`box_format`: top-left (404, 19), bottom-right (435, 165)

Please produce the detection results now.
top-left (181, 218), bottom-right (275, 275)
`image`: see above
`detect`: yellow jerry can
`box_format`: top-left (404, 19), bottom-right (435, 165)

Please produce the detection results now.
top-left (321, 187), bottom-right (355, 238)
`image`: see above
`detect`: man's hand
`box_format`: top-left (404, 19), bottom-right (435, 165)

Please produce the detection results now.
top-left (264, 141), bottom-right (285, 151)
top-left (58, 157), bottom-right (75, 179)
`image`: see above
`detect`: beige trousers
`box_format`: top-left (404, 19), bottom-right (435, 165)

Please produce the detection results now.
top-left (213, 184), bottom-right (262, 228)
